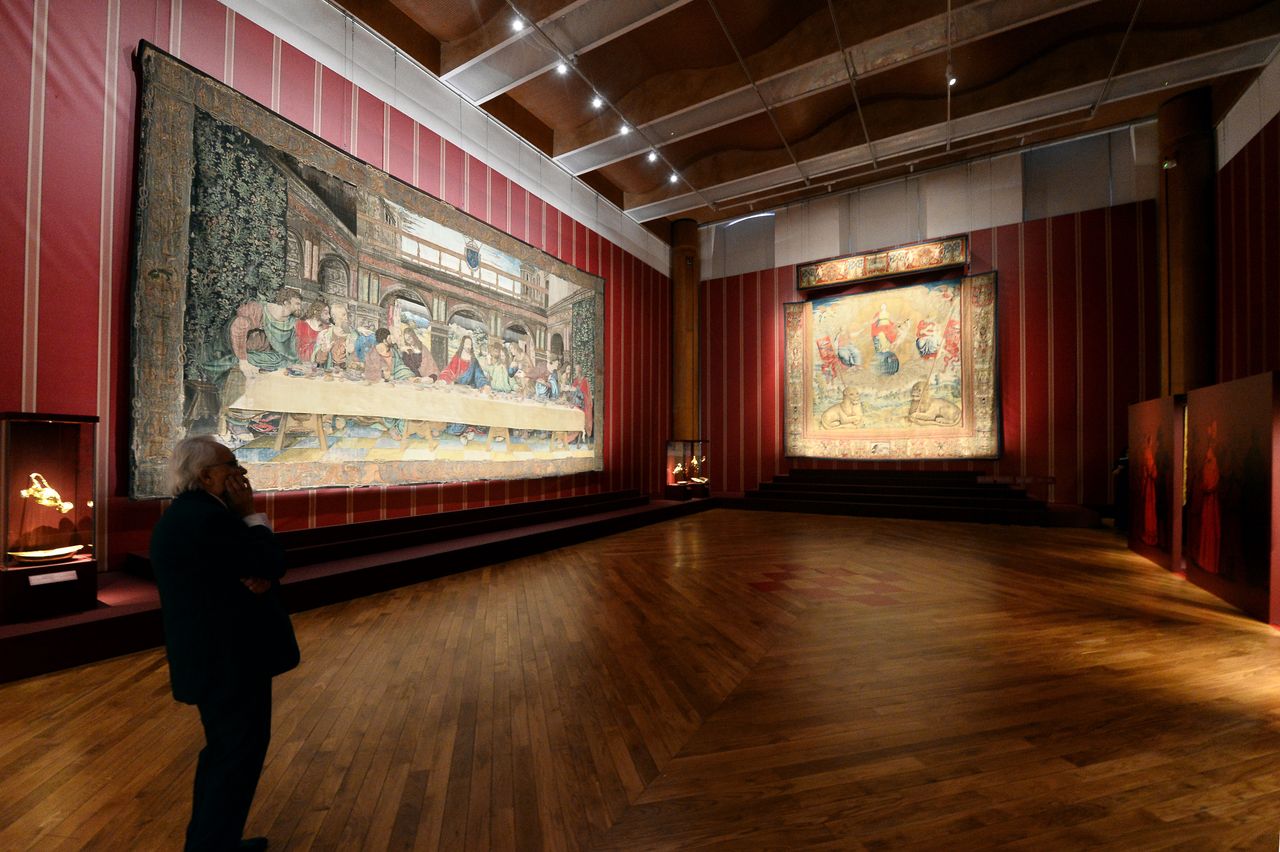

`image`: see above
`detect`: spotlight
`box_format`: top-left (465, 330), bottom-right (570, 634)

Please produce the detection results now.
top-left (512, 18), bottom-right (525, 32)
top-left (668, 172), bottom-right (678, 184)
top-left (646, 150), bottom-right (658, 163)
top-left (556, 62), bottom-right (568, 75)
top-left (620, 124), bottom-right (630, 135)
top-left (591, 94), bottom-right (603, 109)
top-left (945, 63), bottom-right (956, 87)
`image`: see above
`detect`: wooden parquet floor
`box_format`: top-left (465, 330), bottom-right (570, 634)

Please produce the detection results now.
top-left (3, 509), bottom-right (1280, 850)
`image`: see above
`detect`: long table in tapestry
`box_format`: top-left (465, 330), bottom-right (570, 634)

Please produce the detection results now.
top-left (229, 371), bottom-right (585, 433)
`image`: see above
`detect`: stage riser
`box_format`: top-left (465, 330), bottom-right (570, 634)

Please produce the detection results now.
top-left (747, 488), bottom-right (1039, 506)
top-left (743, 469), bottom-right (1054, 526)
top-left (757, 483), bottom-right (1027, 498)
top-left (740, 498), bottom-right (1047, 525)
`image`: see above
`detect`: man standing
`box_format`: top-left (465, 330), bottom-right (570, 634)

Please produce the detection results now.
top-left (151, 435), bottom-right (300, 851)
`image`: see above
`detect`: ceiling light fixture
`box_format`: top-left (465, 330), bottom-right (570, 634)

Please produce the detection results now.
top-left (511, 17), bottom-right (525, 32)
top-left (646, 150), bottom-right (658, 163)
top-left (946, 63), bottom-right (956, 87)
top-left (556, 61), bottom-right (568, 75)
top-left (669, 172), bottom-right (679, 184)
top-left (620, 124), bottom-right (631, 135)
top-left (591, 94), bottom-right (603, 109)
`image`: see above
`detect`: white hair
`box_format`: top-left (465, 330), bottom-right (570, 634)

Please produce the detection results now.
top-left (166, 434), bottom-right (227, 496)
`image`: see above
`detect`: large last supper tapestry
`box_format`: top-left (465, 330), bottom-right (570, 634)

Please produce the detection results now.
top-left (783, 273), bottom-right (1000, 460)
top-left (128, 44), bottom-right (603, 498)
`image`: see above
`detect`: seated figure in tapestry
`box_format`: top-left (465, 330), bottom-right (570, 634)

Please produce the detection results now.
top-left (192, 286), bottom-right (304, 438)
top-left (438, 335), bottom-right (492, 390)
top-left (364, 327), bottom-right (418, 383)
top-left (398, 326), bottom-right (439, 382)
top-left (483, 340), bottom-right (519, 394)
top-left (312, 303), bottom-right (354, 371)
top-left (230, 287), bottom-right (304, 378)
top-left (294, 300), bottom-right (330, 364)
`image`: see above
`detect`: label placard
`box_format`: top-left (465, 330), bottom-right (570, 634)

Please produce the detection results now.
top-left (28, 570), bottom-right (78, 587)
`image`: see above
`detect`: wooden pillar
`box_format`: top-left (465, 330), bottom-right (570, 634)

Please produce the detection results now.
top-left (671, 219), bottom-right (700, 439)
top-left (1157, 88), bottom-right (1217, 395)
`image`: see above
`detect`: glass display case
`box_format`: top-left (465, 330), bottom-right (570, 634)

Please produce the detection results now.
top-left (1, 413), bottom-right (98, 622)
top-left (664, 439), bottom-right (709, 500)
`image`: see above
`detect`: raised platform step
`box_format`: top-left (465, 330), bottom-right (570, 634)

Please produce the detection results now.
top-left (782, 469), bottom-right (986, 484)
top-left (3, 492), bottom-right (707, 685)
top-left (739, 496), bottom-right (1050, 525)
top-left (746, 488), bottom-right (1041, 511)
top-left (755, 480), bottom-right (1029, 499)
top-left (743, 469), bottom-right (1057, 526)
top-left (125, 490), bottom-right (651, 575)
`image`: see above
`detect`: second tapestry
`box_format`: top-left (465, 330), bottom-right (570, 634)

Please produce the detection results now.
top-left (783, 272), bottom-right (1000, 460)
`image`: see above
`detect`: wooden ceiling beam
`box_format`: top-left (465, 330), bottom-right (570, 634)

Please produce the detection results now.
top-left (555, 0), bottom-right (1102, 174)
top-left (329, 0), bottom-right (442, 74)
top-left (439, 0), bottom-right (697, 104)
top-left (623, 35), bottom-right (1280, 222)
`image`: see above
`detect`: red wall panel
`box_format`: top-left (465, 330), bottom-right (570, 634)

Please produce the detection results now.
top-left (276, 39), bottom-right (315, 132)
top-left (1219, 110), bottom-right (1280, 384)
top-left (38, 0), bottom-right (108, 416)
top-left (177, 0), bottom-right (226, 81)
top-left (318, 65), bottom-right (352, 152)
top-left (442, 141), bottom-right (465, 209)
top-left (528, 198), bottom-right (543, 253)
top-left (1078, 209), bottom-right (1111, 505)
top-left (386, 105), bottom-right (414, 186)
top-left (230, 14), bottom-right (272, 108)
top-left (0, 1), bottom-right (35, 413)
top-left (544, 205), bottom-right (561, 257)
top-left (509, 183), bottom-right (528, 243)
top-left (416, 125), bottom-right (442, 199)
top-left (356, 89), bottom-right (384, 169)
top-left (490, 172), bottom-right (508, 232)
top-left (467, 160), bottom-right (487, 219)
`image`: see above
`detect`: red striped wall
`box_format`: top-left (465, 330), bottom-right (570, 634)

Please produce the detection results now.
top-left (701, 202), bottom-right (1160, 507)
top-left (1218, 109), bottom-right (1280, 382)
top-left (0, 0), bottom-right (670, 568)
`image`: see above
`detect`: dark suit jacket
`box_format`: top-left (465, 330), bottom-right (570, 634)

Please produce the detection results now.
top-left (150, 489), bottom-right (300, 704)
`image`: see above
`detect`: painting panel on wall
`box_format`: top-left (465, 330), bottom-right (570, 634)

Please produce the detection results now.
top-left (1126, 395), bottom-right (1184, 571)
top-left (796, 235), bottom-right (968, 292)
top-left (1184, 372), bottom-right (1277, 622)
top-left (128, 43), bottom-right (603, 498)
top-left (783, 273), bottom-right (1000, 460)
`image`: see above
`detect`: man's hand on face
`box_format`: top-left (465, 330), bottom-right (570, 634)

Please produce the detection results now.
top-left (240, 577), bottom-right (270, 595)
top-left (225, 470), bottom-right (255, 517)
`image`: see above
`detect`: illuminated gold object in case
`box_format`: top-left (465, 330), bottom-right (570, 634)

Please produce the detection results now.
top-left (20, 472), bottom-right (75, 513)
top-left (664, 439), bottom-right (709, 499)
top-left (1, 413), bottom-right (98, 622)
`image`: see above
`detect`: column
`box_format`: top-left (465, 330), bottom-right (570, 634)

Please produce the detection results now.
top-left (1157, 88), bottom-right (1217, 394)
top-left (670, 219), bottom-right (699, 438)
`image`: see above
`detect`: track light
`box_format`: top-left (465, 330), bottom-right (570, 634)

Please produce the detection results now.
top-left (556, 61), bottom-right (568, 75)
top-left (945, 63), bottom-right (956, 87)
top-left (646, 150), bottom-right (658, 163)
top-left (511, 17), bottom-right (525, 32)
top-left (668, 172), bottom-right (678, 184)
top-left (619, 124), bottom-right (630, 136)
top-left (591, 94), bottom-right (603, 109)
